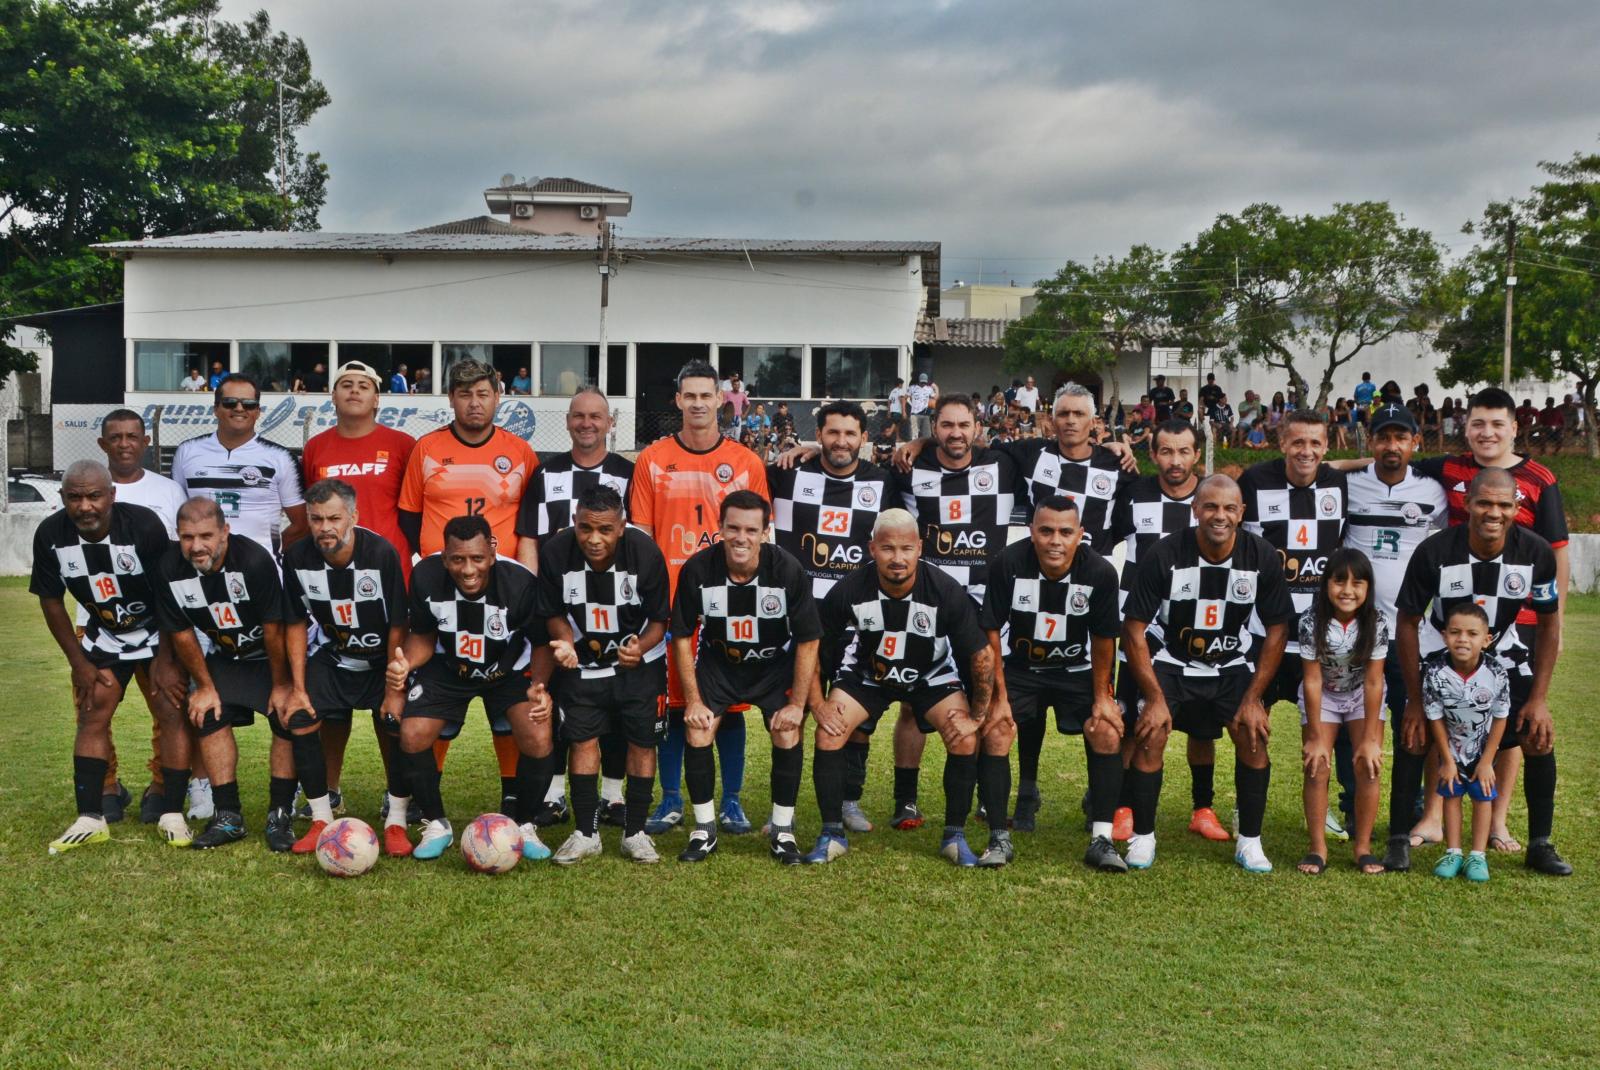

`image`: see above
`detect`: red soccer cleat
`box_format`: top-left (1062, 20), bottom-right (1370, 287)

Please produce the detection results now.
top-left (1112, 806), bottom-right (1134, 842)
top-left (291, 820), bottom-right (328, 855)
top-left (1188, 807), bottom-right (1230, 842)
top-left (383, 824), bottom-right (414, 858)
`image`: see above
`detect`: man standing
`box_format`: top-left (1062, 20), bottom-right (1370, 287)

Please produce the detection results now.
top-left (885, 378), bottom-right (908, 435)
top-left (1014, 375), bottom-right (1040, 414)
top-left (170, 374), bottom-right (308, 556)
top-left (1121, 476), bottom-right (1294, 872)
top-left (389, 364), bottom-right (410, 395)
top-left (301, 363), bottom-right (329, 393)
top-left (1198, 372), bottom-right (1223, 415)
top-left (1354, 372), bottom-right (1377, 410)
top-left (906, 372), bottom-right (937, 440)
top-left (1148, 375), bottom-right (1176, 422)
top-left (207, 361), bottom-right (227, 390)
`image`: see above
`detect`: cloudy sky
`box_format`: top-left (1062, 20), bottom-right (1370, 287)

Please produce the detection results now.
top-left (220, 0), bottom-right (1600, 285)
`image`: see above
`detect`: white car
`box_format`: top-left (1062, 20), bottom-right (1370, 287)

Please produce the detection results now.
top-left (6, 473), bottom-right (62, 514)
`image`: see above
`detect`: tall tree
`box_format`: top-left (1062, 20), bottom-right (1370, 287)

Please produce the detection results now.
top-left (1169, 201), bottom-right (1445, 410)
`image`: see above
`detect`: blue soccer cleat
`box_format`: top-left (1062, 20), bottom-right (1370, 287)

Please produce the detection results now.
top-left (644, 794), bottom-right (683, 836)
top-left (413, 819), bottom-right (454, 861)
top-left (940, 829), bottom-right (979, 867)
top-left (718, 795), bottom-right (753, 835)
top-left (804, 830), bottom-right (849, 864)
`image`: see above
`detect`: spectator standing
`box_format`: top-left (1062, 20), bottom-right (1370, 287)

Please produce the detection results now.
top-left (1148, 376), bottom-right (1175, 421)
top-left (722, 372), bottom-right (749, 431)
top-left (885, 378), bottom-right (908, 428)
top-left (302, 363), bottom-right (328, 393)
top-left (1536, 397), bottom-right (1566, 455)
top-left (1353, 372), bottom-right (1377, 410)
top-left (907, 372), bottom-right (936, 439)
top-left (389, 364), bottom-right (409, 394)
top-left (1014, 376), bottom-right (1041, 413)
top-left (207, 361), bottom-right (227, 389)
top-left (1198, 373), bottom-right (1223, 414)
top-left (1515, 397), bottom-right (1539, 447)
top-left (411, 368), bottom-right (432, 394)
top-left (1174, 388), bottom-right (1195, 424)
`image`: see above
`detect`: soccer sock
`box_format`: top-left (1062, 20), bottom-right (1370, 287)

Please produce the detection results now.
top-left (978, 753), bottom-right (1010, 835)
top-left (1389, 748), bottom-right (1425, 839)
top-left (160, 767), bottom-right (190, 816)
top-left (384, 745), bottom-right (410, 798)
top-left (685, 743), bottom-right (717, 807)
top-left (942, 752), bottom-right (978, 829)
top-left (73, 756), bottom-right (109, 817)
top-left (814, 746), bottom-right (847, 826)
top-left (1085, 746), bottom-right (1123, 825)
top-left (570, 772), bottom-right (600, 837)
top-left (1235, 760), bottom-right (1270, 840)
top-left (1524, 751), bottom-right (1557, 842)
top-left (770, 743), bottom-right (803, 819)
top-left (211, 780), bottom-right (242, 815)
top-left (399, 749), bottom-right (444, 822)
top-left (514, 752), bottom-right (555, 825)
top-left (599, 731), bottom-right (627, 783)
top-left (1190, 762), bottom-right (1215, 811)
top-left (432, 738), bottom-right (450, 772)
top-left (544, 775), bottom-right (566, 804)
top-left (658, 715), bottom-right (686, 798)
top-left (716, 714), bottom-right (746, 798)
top-left (1017, 715), bottom-right (1046, 791)
top-left (269, 775), bottom-right (297, 813)
top-left (288, 732), bottom-right (329, 802)
top-left (843, 739), bottom-right (870, 803)
top-left (600, 777), bottom-right (624, 804)
top-left (384, 793), bottom-right (409, 829)
top-left (1118, 766), bottom-right (1135, 809)
top-left (624, 774), bottom-right (653, 837)
top-left (1127, 767), bottom-right (1163, 837)
top-left (493, 734), bottom-right (520, 804)
top-left (893, 765), bottom-right (920, 806)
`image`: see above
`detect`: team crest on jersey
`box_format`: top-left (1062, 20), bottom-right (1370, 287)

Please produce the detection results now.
top-left (1502, 571), bottom-right (1528, 597)
top-left (227, 576), bottom-right (245, 601)
top-left (912, 611), bottom-right (933, 632)
top-left (1091, 473), bottom-right (1113, 496)
top-left (856, 486), bottom-right (877, 507)
top-left (494, 455), bottom-right (512, 475)
top-left (1402, 502), bottom-right (1423, 522)
top-left (761, 593), bottom-right (782, 615)
top-left (1232, 575), bottom-right (1255, 600)
top-left (715, 463), bottom-right (735, 484)
top-left (485, 611), bottom-right (507, 639)
top-left (116, 552), bottom-right (136, 572)
top-left (239, 466), bottom-right (262, 486)
top-left (1318, 492), bottom-right (1339, 516)
top-left (1069, 589), bottom-right (1089, 613)
top-left (973, 470), bottom-right (994, 493)
top-left (356, 576), bottom-right (378, 598)
top-left (1471, 686), bottom-right (1493, 708)
top-left (621, 577), bottom-right (634, 601)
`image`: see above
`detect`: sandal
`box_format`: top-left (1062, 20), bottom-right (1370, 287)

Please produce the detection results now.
top-left (1297, 853), bottom-right (1326, 875)
top-left (1408, 830), bottom-right (1442, 848)
top-left (1489, 835), bottom-right (1521, 853)
top-left (1356, 853), bottom-right (1385, 875)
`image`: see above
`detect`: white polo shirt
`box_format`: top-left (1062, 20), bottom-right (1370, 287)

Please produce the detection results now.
top-left (171, 433), bottom-right (302, 552)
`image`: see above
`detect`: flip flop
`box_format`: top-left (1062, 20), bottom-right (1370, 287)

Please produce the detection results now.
top-left (1489, 835), bottom-right (1522, 853)
top-left (1408, 831), bottom-right (1442, 848)
top-left (1356, 853), bottom-right (1385, 875)
top-left (1297, 853), bottom-right (1326, 875)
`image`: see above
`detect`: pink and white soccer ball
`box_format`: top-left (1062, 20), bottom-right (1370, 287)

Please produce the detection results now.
top-left (315, 817), bottom-right (379, 878)
top-left (461, 813), bottom-right (522, 874)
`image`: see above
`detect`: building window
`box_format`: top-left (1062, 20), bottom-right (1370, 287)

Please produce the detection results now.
top-left (606, 344), bottom-right (628, 397)
top-left (338, 343), bottom-right (433, 393)
top-left (811, 346), bottom-right (898, 399)
top-left (133, 340), bottom-right (229, 391)
top-left (443, 343), bottom-right (533, 395)
top-left (538, 344), bottom-right (623, 396)
top-left (240, 342), bottom-right (331, 393)
top-left (719, 345), bottom-right (801, 398)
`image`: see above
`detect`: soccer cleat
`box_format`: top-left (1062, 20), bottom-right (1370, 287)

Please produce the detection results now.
top-left (264, 807), bottom-right (295, 853)
top-left (552, 831), bottom-right (603, 866)
top-left (804, 830), bottom-right (849, 864)
top-left (940, 830), bottom-right (979, 867)
top-left (158, 812), bottom-right (192, 848)
top-left (102, 781), bottom-right (132, 824)
top-left (383, 824), bottom-right (413, 858)
top-left (841, 800), bottom-right (874, 833)
top-left (186, 778), bottom-right (214, 821)
top-left (291, 820), bottom-right (328, 855)
top-left (1324, 807), bottom-right (1349, 842)
top-left (1382, 835), bottom-right (1411, 872)
top-left (532, 797), bottom-right (570, 828)
top-left (1188, 807), bottom-right (1230, 842)
top-left (1464, 852), bottom-right (1490, 883)
top-left (1433, 851), bottom-right (1464, 880)
top-left (294, 788), bottom-right (344, 821)
top-left (677, 827), bottom-right (719, 862)
top-left (413, 819), bottom-right (454, 860)
top-left (1525, 841), bottom-right (1573, 877)
top-left (1011, 791), bottom-right (1042, 833)
top-left (769, 828), bottom-right (803, 865)
top-left (48, 815), bottom-right (109, 854)
top-left (976, 834), bottom-right (1015, 868)
top-left (975, 801), bottom-right (988, 823)
top-left (191, 810), bottom-right (246, 850)
top-left (1084, 835), bottom-right (1129, 873)
top-left (619, 831), bottom-right (661, 864)
top-left (598, 800), bottom-right (627, 827)
top-left (890, 801), bottom-right (925, 831)
top-left (718, 796), bottom-right (753, 835)
top-left (1234, 838), bottom-right (1273, 874)
top-left (1112, 807), bottom-right (1134, 842)
top-left (1125, 833), bottom-right (1156, 870)
top-left (139, 784), bottom-right (164, 825)
top-left (519, 822), bottom-right (552, 861)
top-left (644, 795), bottom-right (684, 836)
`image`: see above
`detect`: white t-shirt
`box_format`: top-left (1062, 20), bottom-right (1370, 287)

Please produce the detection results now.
top-left (113, 469), bottom-right (187, 538)
top-left (171, 433), bottom-right (303, 552)
top-left (180, 376), bottom-right (208, 392)
top-left (1343, 464), bottom-right (1447, 629)
top-left (1014, 385), bottom-right (1040, 412)
top-left (907, 383), bottom-right (935, 414)
top-left (886, 386), bottom-right (907, 415)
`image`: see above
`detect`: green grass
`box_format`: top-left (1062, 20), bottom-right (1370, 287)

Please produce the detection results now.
top-left (1, 576), bottom-right (1597, 1068)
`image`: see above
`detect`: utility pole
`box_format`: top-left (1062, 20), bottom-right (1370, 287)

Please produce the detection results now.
top-left (597, 221), bottom-right (613, 369)
top-left (275, 79), bottom-right (304, 229)
top-left (1502, 218), bottom-right (1516, 390)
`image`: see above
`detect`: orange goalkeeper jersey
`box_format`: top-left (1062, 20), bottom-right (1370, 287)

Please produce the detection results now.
top-left (398, 424), bottom-right (539, 557)
top-left (630, 433), bottom-right (770, 595)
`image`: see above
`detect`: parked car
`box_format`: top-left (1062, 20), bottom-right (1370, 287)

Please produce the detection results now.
top-left (6, 473), bottom-right (62, 514)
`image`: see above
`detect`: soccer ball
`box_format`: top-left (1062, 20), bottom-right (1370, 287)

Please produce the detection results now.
top-left (314, 817), bottom-right (379, 878)
top-left (461, 813), bottom-right (522, 874)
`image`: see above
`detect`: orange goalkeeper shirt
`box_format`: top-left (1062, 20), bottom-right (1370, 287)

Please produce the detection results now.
top-left (398, 424), bottom-right (539, 557)
top-left (630, 434), bottom-right (770, 596)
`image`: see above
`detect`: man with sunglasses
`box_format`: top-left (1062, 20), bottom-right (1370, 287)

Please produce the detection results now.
top-left (171, 374), bottom-right (308, 557)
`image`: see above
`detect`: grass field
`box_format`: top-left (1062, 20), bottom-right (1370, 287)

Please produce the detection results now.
top-left (1, 577), bottom-right (1597, 1069)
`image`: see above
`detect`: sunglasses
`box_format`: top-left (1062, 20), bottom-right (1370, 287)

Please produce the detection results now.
top-left (218, 398), bottom-right (261, 410)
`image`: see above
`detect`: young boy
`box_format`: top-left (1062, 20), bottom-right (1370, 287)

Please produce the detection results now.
top-left (1422, 603), bottom-right (1510, 882)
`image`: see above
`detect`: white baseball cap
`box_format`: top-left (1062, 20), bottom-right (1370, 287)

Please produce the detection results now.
top-left (331, 361), bottom-right (383, 391)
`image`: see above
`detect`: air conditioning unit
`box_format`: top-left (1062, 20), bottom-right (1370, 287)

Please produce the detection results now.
top-left (513, 204), bottom-right (534, 219)
top-left (578, 205), bottom-right (600, 220)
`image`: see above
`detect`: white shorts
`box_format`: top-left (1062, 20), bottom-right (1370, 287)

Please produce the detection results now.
top-left (1298, 682), bottom-right (1386, 726)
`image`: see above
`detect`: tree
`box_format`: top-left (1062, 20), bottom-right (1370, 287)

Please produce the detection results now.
top-left (0, 0), bottom-right (328, 383)
top-left (1001, 244), bottom-right (1172, 411)
top-left (1168, 202), bottom-right (1445, 410)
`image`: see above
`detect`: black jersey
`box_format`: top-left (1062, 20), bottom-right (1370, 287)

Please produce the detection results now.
top-left (282, 528), bottom-right (408, 671)
top-left (30, 502), bottom-right (171, 662)
top-left (1124, 528), bottom-right (1295, 676)
top-left (408, 555), bottom-right (553, 684)
top-left (671, 543), bottom-right (821, 696)
top-left (999, 439), bottom-right (1132, 553)
top-left (1395, 524), bottom-right (1558, 681)
top-left (538, 526), bottom-right (670, 678)
top-left (895, 446), bottom-right (1017, 602)
top-left (979, 539), bottom-right (1120, 681)
top-left (1239, 459), bottom-right (1348, 652)
top-left (768, 457), bottom-right (891, 598)
top-left (153, 532), bottom-right (292, 661)
top-left (820, 562), bottom-right (985, 693)
top-left (513, 452), bottom-right (634, 542)
top-left (1111, 475), bottom-right (1197, 618)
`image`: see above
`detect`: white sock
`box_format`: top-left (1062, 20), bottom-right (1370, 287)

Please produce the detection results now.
top-left (600, 777), bottom-right (624, 804)
top-left (1445, 846), bottom-right (1463, 856)
top-left (308, 794), bottom-right (334, 823)
top-left (1237, 834), bottom-right (1262, 851)
top-left (192, 777), bottom-right (210, 791)
top-left (385, 793), bottom-right (408, 828)
top-left (544, 777), bottom-right (565, 804)
top-left (1092, 821), bottom-right (1113, 840)
top-left (692, 801), bottom-right (716, 826)
top-left (770, 804), bottom-right (795, 829)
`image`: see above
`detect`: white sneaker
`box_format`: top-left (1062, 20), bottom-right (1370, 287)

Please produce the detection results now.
top-left (552, 831), bottom-right (602, 866)
top-left (1324, 807), bottom-right (1349, 842)
top-left (186, 778), bottom-right (214, 821)
top-left (519, 822), bottom-right (551, 861)
top-left (48, 814), bottom-right (109, 854)
top-left (1235, 836), bottom-right (1273, 873)
top-left (841, 800), bottom-right (874, 833)
top-left (157, 812), bottom-right (192, 847)
top-left (620, 831), bottom-right (660, 864)
top-left (1126, 833), bottom-right (1157, 869)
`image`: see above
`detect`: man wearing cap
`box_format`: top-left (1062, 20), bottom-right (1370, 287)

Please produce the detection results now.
top-left (907, 372), bottom-right (938, 440)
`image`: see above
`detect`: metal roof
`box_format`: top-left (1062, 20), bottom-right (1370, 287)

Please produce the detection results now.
top-left (95, 231), bottom-right (940, 258)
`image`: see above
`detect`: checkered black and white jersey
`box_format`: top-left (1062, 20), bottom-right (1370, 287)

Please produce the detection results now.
top-left (514, 452), bottom-right (634, 542)
top-left (538, 526), bottom-right (670, 679)
top-left (1297, 612), bottom-right (1389, 693)
top-left (153, 531), bottom-right (293, 662)
top-left (1111, 475), bottom-right (1197, 634)
top-left (820, 562), bottom-right (986, 692)
top-left (408, 555), bottom-right (554, 684)
top-left (282, 528), bottom-right (408, 671)
top-left (31, 503), bottom-right (171, 662)
top-left (1421, 650), bottom-right (1510, 768)
top-left (895, 447), bottom-right (1017, 601)
top-left (768, 458), bottom-right (890, 598)
top-left (979, 539), bottom-right (1120, 682)
top-left (1123, 528), bottom-right (1295, 676)
top-left (1239, 460), bottom-right (1349, 653)
top-left (1396, 524), bottom-right (1558, 679)
top-left (1000, 439), bottom-right (1132, 553)
top-left (672, 543), bottom-right (821, 697)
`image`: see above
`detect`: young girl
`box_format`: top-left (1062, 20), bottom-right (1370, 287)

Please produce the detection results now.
top-left (1423, 603), bottom-right (1510, 882)
top-left (1298, 549), bottom-right (1389, 875)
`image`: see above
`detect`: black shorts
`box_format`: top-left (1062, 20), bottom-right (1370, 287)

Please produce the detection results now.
top-left (833, 679), bottom-right (964, 736)
top-left (555, 663), bottom-right (667, 749)
top-left (1264, 656), bottom-right (1302, 708)
top-left (1007, 670), bottom-right (1094, 735)
top-left (1149, 668), bottom-right (1251, 741)
top-left (306, 657), bottom-right (387, 725)
top-left (701, 671), bottom-right (795, 731)
top-left (82, 644), bottom-right (147, 689)
top-left (196, 656), bottom-right (323, 739)
top-left (402, 659), bottom-right (530, 728)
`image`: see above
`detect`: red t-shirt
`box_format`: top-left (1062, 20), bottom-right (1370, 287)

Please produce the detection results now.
top-left (302, 424), bottom-right (418, 581)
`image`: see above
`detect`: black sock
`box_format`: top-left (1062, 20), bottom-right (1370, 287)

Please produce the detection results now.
top-left (942, 752), bottom-right (978, 829)
top-left (1389, 748), bottom-right (1425, 839)
top-left (382, 748), bottom-right (409, 799)
top-left (1118, 764), bottom-right (1135, 809)
top-left (684, 742), bottom-right (716, 807)
top-left (893, 765), bottom-right (919, 805)
top-left (212, 780), bottom-right (243, 815)
top-left (1128, 768), bottom-right (1163, 836)
top-left (1235, 760), bottom-right (1270, 839)
top-left (500, 775), bottom-right (517, 803)
top-left (515, 753), bottom-right (555, 824)
top-left (1017, 715), bottom-right (1046, 786)
top-left (160, 766), bottom-right (190, 816)
top-left (977, 753), bottom-right (1010, 835)
top-left (843, 739), bottom-right (869, 803)
top-left (599, 732), bottom-right (627, 781)
top-left (400, 748), bottom-right (445, 822)
top-left (73, 755), bottom-right (109, 817)
top-left (1086, 747), bottom-right (1123, 824)
top-left (553, 740), bottom-right (568, 778)
top-left (625, 774), bottom-right (653, 836)
top-left (814, 746), bottom-right (846, 825)
top-left (771, 744), bottom-right (802, 810)
top-left (1189, 762), bottom-right (1215, 811)
top-left (289, 733), bottom-right (328, 800)
top-left (269, 775), bottom-right (297, 813)
top-left (571, 772), bottom-right (599, 836)
top-left (1524, 750), bottom-right (1557, 842)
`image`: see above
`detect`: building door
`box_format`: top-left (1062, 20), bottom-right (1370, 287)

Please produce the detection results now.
top-left (634, 343), bottom-right (710, 445)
